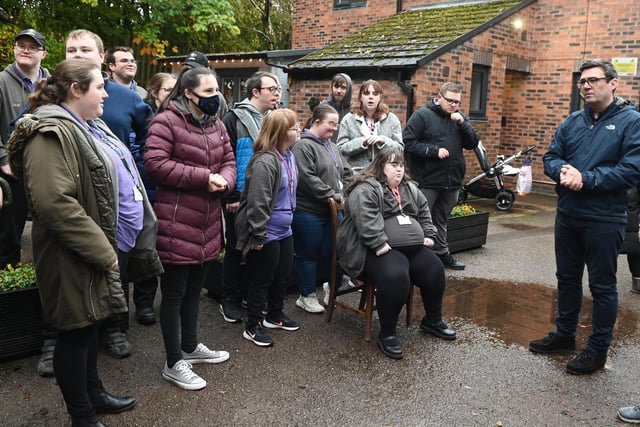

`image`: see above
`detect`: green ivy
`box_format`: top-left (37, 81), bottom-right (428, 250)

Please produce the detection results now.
top-left (0, 263), bottom-right (37, 293)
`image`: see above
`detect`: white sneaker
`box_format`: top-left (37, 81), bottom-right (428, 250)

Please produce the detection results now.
top-left (322, 282), bottom-right (330, 306)
top-left (342, 275), bottom-right (356, 288)
top-left (296, 293), bottom-right (325, 313)
top-left (183, 343), bottom-right (230, 364)
top-left (162, 360), bottom-right (206, 390)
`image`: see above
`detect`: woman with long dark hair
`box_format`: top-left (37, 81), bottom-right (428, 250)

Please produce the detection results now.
top-left (337, 146), bottom-right (456, 359)
top-left (145, 66), bottom-right (236, 390)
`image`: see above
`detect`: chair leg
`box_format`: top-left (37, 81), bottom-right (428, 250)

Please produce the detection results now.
top-left (406, 286), bottom-right (414, 326)
top-left (325, 280), bottom-right (336, 323)
top-left (363, 284), bottom-right (375, 342)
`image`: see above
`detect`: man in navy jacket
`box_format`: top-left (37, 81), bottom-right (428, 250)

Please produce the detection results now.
top-left (530, 60), bottom-right (640, 375)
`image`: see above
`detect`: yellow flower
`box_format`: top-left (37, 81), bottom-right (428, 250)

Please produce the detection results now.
top-left (450, 204), bottom-right (477, 217)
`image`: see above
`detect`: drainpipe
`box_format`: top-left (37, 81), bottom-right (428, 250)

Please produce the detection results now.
top-left (397, 80), bottom-right (414, 121)
top-left (397, 0), bottom-right (403, 13)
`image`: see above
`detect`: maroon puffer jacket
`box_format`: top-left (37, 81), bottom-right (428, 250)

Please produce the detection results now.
top-left (144, 99), bottom-right (236, 265)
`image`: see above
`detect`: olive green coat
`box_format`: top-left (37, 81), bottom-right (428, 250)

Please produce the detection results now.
top-left (8, 106), bottom-right (128, 330)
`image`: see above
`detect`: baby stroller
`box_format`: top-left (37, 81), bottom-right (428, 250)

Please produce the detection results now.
top-left (458, 141), bottom-right (536, 211)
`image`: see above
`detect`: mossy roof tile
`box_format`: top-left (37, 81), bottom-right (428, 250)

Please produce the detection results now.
top-left (290, 0), bottom-right (526, 70)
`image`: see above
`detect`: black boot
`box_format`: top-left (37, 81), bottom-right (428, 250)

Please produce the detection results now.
top-left (71, 414), bottom-right (107, 427)
top-left (89, 383), bottom-right (136, 414)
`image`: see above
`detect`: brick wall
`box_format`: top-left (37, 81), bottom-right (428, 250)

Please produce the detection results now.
top-left (290, 0), bottom-right (640, 191)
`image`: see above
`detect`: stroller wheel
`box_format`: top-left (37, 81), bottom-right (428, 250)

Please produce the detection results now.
top-left (495, 190), bottom-right (515, 211)
top-left (457, 188), bottom-right (468, 204)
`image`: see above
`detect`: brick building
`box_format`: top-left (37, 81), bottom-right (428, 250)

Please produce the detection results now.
top-left (287, 0), bottom-right (640, 193)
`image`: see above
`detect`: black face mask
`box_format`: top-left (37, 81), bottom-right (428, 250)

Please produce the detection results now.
top-left (191, 92), bottom-right (220, 116)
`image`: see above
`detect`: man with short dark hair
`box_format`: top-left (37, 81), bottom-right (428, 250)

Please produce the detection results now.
top-left (106, 46), bottom-right (147, 98)
top-left (0, 29), bottom-right (49, 271)
top-left (403, 82), bottom-right (480, 271)
top-left (530, 60), bottom-right (640, 376)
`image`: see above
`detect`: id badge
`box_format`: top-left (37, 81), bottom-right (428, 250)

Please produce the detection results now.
top-left (397, 214), bottom-right (412, 225)
top-left (133, 185), bottom-right (144, 202)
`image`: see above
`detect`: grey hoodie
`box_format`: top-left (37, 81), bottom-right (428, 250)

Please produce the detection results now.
top-left (323, 73), bottom-right (353, 142)
top-left (0, 62), bottom-right (50, 164)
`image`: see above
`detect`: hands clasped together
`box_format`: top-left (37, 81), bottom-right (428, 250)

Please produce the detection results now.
top-left (559, 164), bottom-right (583, 191)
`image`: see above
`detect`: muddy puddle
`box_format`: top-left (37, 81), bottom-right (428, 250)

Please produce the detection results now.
top-left (413, 278), bottom-right (640, 350)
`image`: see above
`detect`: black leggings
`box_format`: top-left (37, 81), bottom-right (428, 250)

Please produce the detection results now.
top-left (53, 323), bottom-right (100, 419)
top-left (244, 236), bottom-right (294, 328)
top-left (363, 245), bottom-right (446, 337)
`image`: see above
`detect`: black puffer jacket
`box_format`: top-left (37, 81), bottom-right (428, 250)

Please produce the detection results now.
top-left (403, 101), bottom-right (480, 189)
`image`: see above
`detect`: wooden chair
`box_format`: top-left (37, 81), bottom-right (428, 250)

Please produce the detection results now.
top-left (325, 198), bottom-right (413, 341)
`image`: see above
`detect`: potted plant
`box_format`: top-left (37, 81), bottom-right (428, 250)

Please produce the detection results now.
top-left (0, 263), bottom-right (43, 361)
top-left (447, 204), bottom-right (489, 253)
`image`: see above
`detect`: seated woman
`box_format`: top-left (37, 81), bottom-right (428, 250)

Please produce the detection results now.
top-left (336, 79), bottom-right (403, 176)
top-left (337, 146), bottom-right (456, 360)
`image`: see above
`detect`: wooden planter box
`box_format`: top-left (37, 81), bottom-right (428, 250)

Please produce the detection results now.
top-left (447, 211), bottom-right (489, 253)
top-left (0, 286), bottom-right (43, 361)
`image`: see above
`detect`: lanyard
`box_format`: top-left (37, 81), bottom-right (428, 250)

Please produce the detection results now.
top-left (276, 149), bottom-right (296, 200)
top-left (60, 104), bottom-right (140, 191)
top-left (364, 116), bottom-right (376, 134)
top-left (390, 186), bottom-right (403, 214)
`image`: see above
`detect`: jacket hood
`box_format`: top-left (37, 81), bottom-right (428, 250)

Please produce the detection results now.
top-left (232, 98), bottom-right (263, 119)
top-left (231, 99), bottom-right (265, 140)
top-left (328, 73), bottom-right (353, 112)
top-left (6, 105), bottom-right (77, 181)
top-left (428, 99), bottom-right (454, 118)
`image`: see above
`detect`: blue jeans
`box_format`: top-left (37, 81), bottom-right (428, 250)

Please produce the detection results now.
top-left (554, 213), bottom-right (623, 354)
top-left (292, 210), bottom-right (337, 296)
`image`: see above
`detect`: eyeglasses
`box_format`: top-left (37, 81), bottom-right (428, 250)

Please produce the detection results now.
top-left (289, 126), bottom-right (301, 132)
top-left (323, 121), bottom-right (339, 129)
top-left (117, 58), bottom-right (138, 65)
top-left (576, 77), bottom-right (608, 88)
top-left (260, 86), bottom-right (282, 94)
top-left (15, 43), bottom-right (44, 53)
top-left (440, 94), bottom-right (461, 106)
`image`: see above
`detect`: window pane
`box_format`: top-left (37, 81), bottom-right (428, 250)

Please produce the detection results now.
top-left (470, 65), bottom-right (488, 118)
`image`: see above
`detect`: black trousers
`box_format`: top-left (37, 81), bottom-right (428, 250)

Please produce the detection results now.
top-left (244, 236), bottom-right (294, 328)
top-left (0, 171), bottom-right (28, 269)
top-left (221, 208), bottom-right (247, 303)
top-left (159, 262), bottom-right (210, 367)
top-left (53, 323), bottom-right (100, 419)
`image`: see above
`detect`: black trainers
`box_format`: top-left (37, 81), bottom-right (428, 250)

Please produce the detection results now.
top-left (99, 328), bottom-right (132, 358)
top-left (419, 318), bottom-right (456, 340)
top-left (528, 332), bottom-right (575, 354)
top-left (262, 316), bottom-right (300, 331)
top-left (438, 253), bottom-right (465, 270)
top-left (219, 299), bottom-right (242, 323)
top-left (566, 349), bottom-right (606, 375)
top-left (243, 324), bottom-right (274, 347)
